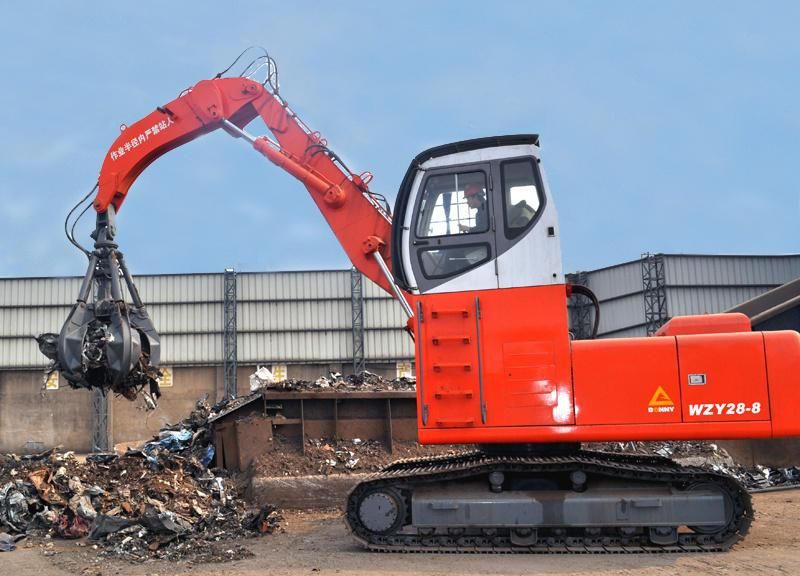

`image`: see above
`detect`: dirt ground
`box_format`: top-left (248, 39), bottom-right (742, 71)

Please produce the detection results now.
top-left (3, 491), bottom-right (799, 576)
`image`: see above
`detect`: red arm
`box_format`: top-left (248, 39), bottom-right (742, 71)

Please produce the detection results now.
top-left (95, 76), bottom-right (395, 296)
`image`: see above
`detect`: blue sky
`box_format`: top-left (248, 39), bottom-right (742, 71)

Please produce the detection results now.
top-left (0, 2), bottom-right (797, 279)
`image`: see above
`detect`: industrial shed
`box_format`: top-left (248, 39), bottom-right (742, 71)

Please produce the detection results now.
top-left (1, 254), bottom-right (798, 453)
top-left (567, 254), bottom-right (800, 339)
top-left (0, 269), bottom-right (413, 453)
top-left (0, 269), bottom-right (412, 371)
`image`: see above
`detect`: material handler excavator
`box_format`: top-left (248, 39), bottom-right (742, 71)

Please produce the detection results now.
top-left (38, 49), bottom-right (800, 552)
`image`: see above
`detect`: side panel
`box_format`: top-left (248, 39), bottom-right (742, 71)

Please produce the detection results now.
top-left (416, 326), bottom-right (800, 445)
top-left (572, 338), bottom-right (681, 426)
top-left (677, 333), bottom-right (771, 422)
top-left (763, 330), bottom-right (800, 437)
top-left (481, 286), bottom-right (574, 427)
top-left (415, 285), bottom-right (574, 431)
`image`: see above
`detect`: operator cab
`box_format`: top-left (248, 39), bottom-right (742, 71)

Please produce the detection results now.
top-left (392, 135), bottom-right (563, 295)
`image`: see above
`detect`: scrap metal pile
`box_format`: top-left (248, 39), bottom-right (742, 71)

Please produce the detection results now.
top-left (252, 368), bottom-right (416, 392)
top-left (590, 440), bottom-right (800, 492)
top-left (0, 399), bottom-right (281, 561)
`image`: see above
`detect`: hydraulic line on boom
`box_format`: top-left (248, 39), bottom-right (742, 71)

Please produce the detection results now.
top-left (36, 48), bottom-right (401, 403)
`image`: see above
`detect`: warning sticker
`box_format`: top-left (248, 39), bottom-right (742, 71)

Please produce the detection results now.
top-left (648, 386), bottom-right (675, 413)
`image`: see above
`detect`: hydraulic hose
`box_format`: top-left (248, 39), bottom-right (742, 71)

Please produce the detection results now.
top-left (569, 284), bottom-right (600, 339)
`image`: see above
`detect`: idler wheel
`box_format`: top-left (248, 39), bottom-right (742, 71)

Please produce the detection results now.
top-left (357, 489), bottom-right (405, 535)
top-left (687, 481), bottom-right (735, 535)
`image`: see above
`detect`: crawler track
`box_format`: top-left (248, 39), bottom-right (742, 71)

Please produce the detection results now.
top-left (346, 450), bottom-right (752, 553)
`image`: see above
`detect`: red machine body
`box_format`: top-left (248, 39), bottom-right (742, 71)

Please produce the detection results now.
top-left (413, 287), bottom-right (800, 444)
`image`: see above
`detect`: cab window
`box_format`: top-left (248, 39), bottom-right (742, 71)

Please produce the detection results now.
top-left (418, 244), bottom-right (490, 279)
top-left (502, 160), bottom-right (541, 239)
top-left (415, 171), bottom-right (488, 237)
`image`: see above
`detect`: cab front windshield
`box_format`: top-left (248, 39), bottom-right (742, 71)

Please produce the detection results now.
top-left (415, 171), bottom-right (488, 237)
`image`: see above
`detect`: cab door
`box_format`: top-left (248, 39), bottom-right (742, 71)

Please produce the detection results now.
top-left (407, 164), bottom-right (498, 294)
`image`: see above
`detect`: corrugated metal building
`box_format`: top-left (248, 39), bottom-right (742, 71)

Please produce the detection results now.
top-left (0, 269), bottom-right (414, 453)
top-left (570, 254), bottom-right (800, 339)
top-left (0, 254), bottom-right (798, 453)
top-left (2, 255), bottom-right (799, 370)
top-left (0, 270), bottom-right (413, 371)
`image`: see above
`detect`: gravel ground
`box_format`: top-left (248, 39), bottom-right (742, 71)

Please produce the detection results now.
top-left (3, 491), bottom-right (800, 576)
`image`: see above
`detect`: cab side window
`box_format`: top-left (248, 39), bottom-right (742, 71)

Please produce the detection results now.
top-left (502, 160), bottom-right (541, 239)
top-left (415, 172), bottom-right (488, 237)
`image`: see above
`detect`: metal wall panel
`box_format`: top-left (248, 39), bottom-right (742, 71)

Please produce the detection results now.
top-left (0, 269), bottom-right (410, 368)
top-left (5, 255), bottom-right (795, 368)
top-left (238, 331), bottom-right (351, 363)
top-left (0, 302), bottom-right (224, 338)
top-left (165, 328), bottom-right (411, 364)
top-left (0, 277), bottom-right (80, 307)
top-left (365, 330), bottom-right (415, 360)
top-left (581, 260), bottom-right (643, 301)
top-left (364, 299), bottom-right (408, 329)
top-left (238, 301), bottom-right (351, 331)
top-left (0, 306), bottom-right (71, 337)
top-left (579, 254), bottom-right (800, 338)
top-left (238, 271), bottom-right (351, 301)
top-left (666, 286), bottom-right (781, 317)
top-left (161, 334), bottom-right (222, 364)
top-left (596, 294), bottom-right (645, 335)
top-left (134, 274), bottom-right (220, 304)
top-left (664, 255), bottom-right (800, 287)
top-left (2, 339), bottom-right (45, 369)
top-left (146, 303), bottom-right (221, 334)
top-left (599, 325), bottom-right (648, 339)
top-left (363, 277), bottom-right (393, 299)
top-left (234, 330), bottom-right (412, 363)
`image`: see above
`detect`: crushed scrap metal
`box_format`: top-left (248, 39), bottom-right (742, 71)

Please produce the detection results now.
top-left (0, 398), bottom-right (281, 561)
top-left (210, 370), bottom-right (416, 424)
top-left (588, 440), bottom-right (800, 492)
top-left (258, 370), bottom-right (416, 393)
top-left (35, 330), bottom-right (162, 407)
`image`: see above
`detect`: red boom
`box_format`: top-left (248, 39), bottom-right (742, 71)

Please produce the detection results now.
top-left (94, 77), bottom-right (395, 296)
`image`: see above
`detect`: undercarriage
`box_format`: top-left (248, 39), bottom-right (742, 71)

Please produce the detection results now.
top-left (346, 448), bottom-right (752, 553)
